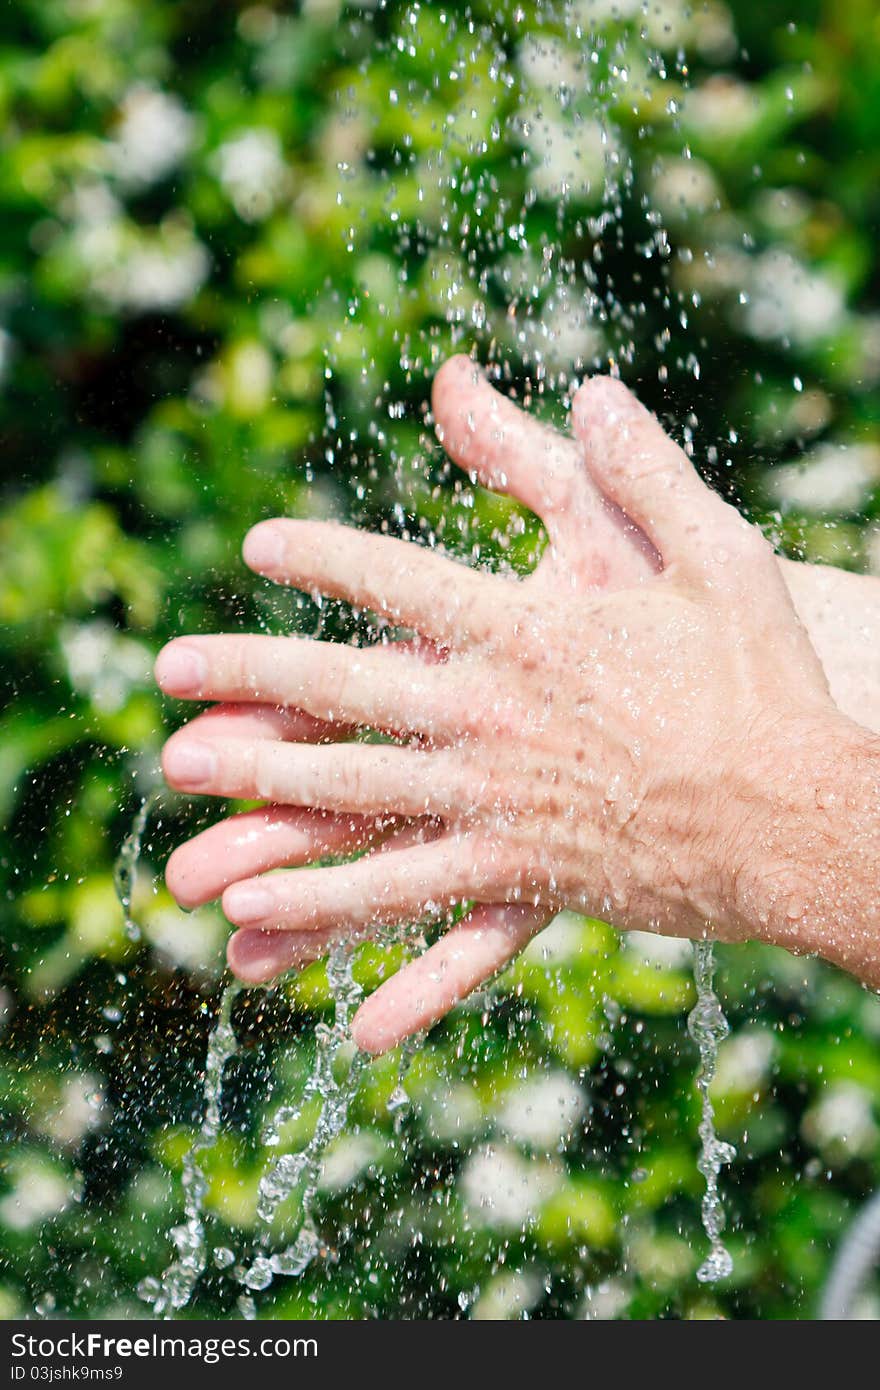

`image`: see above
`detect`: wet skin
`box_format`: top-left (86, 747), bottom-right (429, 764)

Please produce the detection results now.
top-left (156, 358), bottom-right (880, 1052)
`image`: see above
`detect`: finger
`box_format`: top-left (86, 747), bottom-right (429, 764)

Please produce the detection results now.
top-left (171, 640), bottom-right (445, 758)
top-left (164, 643), bottom-right (452, 909)
top-left (432, 354), bottom-right (586, 520)
top-left (221, 831), bottom-right (510, 933)
top-left (571, 376), bottom-right (757, 579)
top-left (178, 701), bottom-right (344, 746)
top-left (155, 634), bottom-right (491, 740)
top-left (242, 518), bottom-right (505, 647)
top-left (166, 806), bottom-right (397, 909)
top-left (351, 903), bottom-right (550, 1054)
top-left (161, 735), bottom-right (469, 818)
top-left (227, 926), bottom-right (341, 982)
top-left (433, 355), bottom-right (658, 588)
top-left (224, 821), bottom-right (444, 981)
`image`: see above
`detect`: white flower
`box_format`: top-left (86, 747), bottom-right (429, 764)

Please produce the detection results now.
top-left (651, 158), bottom-right (721, 221)
top-left (685, 77), bottom-right (758, 140)
top-left (0, 1159), bottom-right (76, 1232)
top-left (42, 1074), bottom-right (106, 1148)
top-left (111, 87), bottom-right (194, 188)
top-left (754, 187), bottom-right (811, 232)
top-left (692, 2), bottom-right (737, 63)
top-left (60, 621), bottom-right (153, 713)
top-left (213, 129), bottom-right (288, 222)
top-left (144, 906), bottom-right (225, 974)
top-left (855, 314), bottom-right (880, 386)
top-left (522, 283), bottom-right (605, 369)
top-left (744, 249), bottom-right (846, 347)
top-left (571, 0), bottom-right (642, 23)
top-left (416, 1081), bottom-right (483, 1142)
top-left (517, 34), bottom-right (580, 95)
top-left (318, 1132), bottom-right (385, 1192)
top-left (713, 1029), bottom-right (775, 1095)
top-left (802, 1083), bottom-right (878, 1159)
top-left (768, 442), bottom-right (880, 514)
top-left (640, 0), bottom-right (692, 51)
top-left (63, 180), bottom-right (121, 227)
top-left (472, 1267), bottom-right (544, 1320)
top-left (625, 931), bottom-right (692, 969)
top-left (518, 110), bottom-right (615, 203)
top-left (459, 1145), bottom-right (560, 1231)
top-left (68, 212), bottom-right (210, 313)
top-left (111, 226), bottom-right (210, 312)
top-left (495, 1072), bottom-right (586, 1150)
top-left (581, 1277), bottom-right (631, 1320)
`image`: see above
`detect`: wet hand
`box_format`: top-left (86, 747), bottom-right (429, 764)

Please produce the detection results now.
top-left (157, 363), bottom-right (846, 1051)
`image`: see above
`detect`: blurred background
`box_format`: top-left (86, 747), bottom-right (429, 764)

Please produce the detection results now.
top-left (2, 0), bottom-right (880, 1320)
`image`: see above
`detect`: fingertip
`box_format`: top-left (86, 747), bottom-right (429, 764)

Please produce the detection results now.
top-left (227, 928), bottom-right (294, 983)
top-left (154, 640), bottom-right (208, 696)
top-left (431, 354), bottom-right (485, 424)
top-left (351, 1001), bottom-right (398, 1056)
top-left (571, 374), bottom-right (638, 436)
top-left (432, 352), bottom-right (481, 397)
top-left (242, 519), bottom-right (286, 573)
top-left (164, 843), bottom-right (205, 911)
top-left (222, 881), bottom-right (275, 927)
top-left (161, 734), bottom-right (217, 790)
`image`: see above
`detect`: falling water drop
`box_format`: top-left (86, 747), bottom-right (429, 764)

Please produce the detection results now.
top-left (688, 940), bottom-right (736, 1284)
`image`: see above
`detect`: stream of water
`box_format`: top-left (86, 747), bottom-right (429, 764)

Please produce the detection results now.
top-left (688, 940), bottom-right (736, 1284)
top-left (113, 802), bottom-right (421, 1316)
top-left (138, 982), bottom-right (241, 1317)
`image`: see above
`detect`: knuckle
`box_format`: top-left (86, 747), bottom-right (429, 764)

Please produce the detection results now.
top-left (230, 638), bottom-right (258, 695)
top-left (252, 740), bottom-right (280, 800)
top-left (325, 647), bottom-right (361, 720)
top-left (342, 751), bottom-right (370, 806)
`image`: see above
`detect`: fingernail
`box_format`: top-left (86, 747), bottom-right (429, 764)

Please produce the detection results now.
top-left (243, 522), bottom-right (285, 571)
top-left (224, 883), bottom-right (275, 924)
top-left (155, 642), bottom-right (207, 694)
top-left (163, 740), bottom-right (217, 787)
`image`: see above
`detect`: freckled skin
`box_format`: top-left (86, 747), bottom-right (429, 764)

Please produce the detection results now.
top-left (155, 357), bottom-right (880, 1053)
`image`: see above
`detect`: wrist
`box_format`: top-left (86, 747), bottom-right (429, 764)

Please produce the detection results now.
top-left (728, 711), bottom-right (880, 982)
top-left (780, 557), bottom-right (880, 736)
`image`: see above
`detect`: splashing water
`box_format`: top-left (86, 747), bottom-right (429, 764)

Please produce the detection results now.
top-left (113, 792), bottom-right (160, 943)
top-left (112, 794), bottom-right (241, 1316)
top-left (143, 917), bottom-right (420, 1316)
top-left (233, 941), bottom-right (368, 1317)
top-left (110, 791), bottom-right (232, 1316)
top-left (139, 982), bottom-right (241, 1317)
top-left (688, 940), bottom-right (736, 1284)
top-left (111, 734), bottom-right (423, 1318)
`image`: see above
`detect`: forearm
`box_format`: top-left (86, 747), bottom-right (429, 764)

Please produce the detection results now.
top-left (734, 714), bottom-right (880, 988)
top-left (782, 558), bottom-right (880, 736)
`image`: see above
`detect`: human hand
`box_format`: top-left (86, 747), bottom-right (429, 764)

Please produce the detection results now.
top-left (160, 357), bottom-right (650, 1005)
top-left (157, 362), bottom-right (851, 1051)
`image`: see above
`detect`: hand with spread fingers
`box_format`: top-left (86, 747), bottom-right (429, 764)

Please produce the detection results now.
top-left (156, 357), bottom-right (880, 1054)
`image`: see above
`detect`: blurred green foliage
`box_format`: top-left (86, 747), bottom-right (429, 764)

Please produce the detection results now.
top-left (2, 0), bottom-right (880, 1321)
